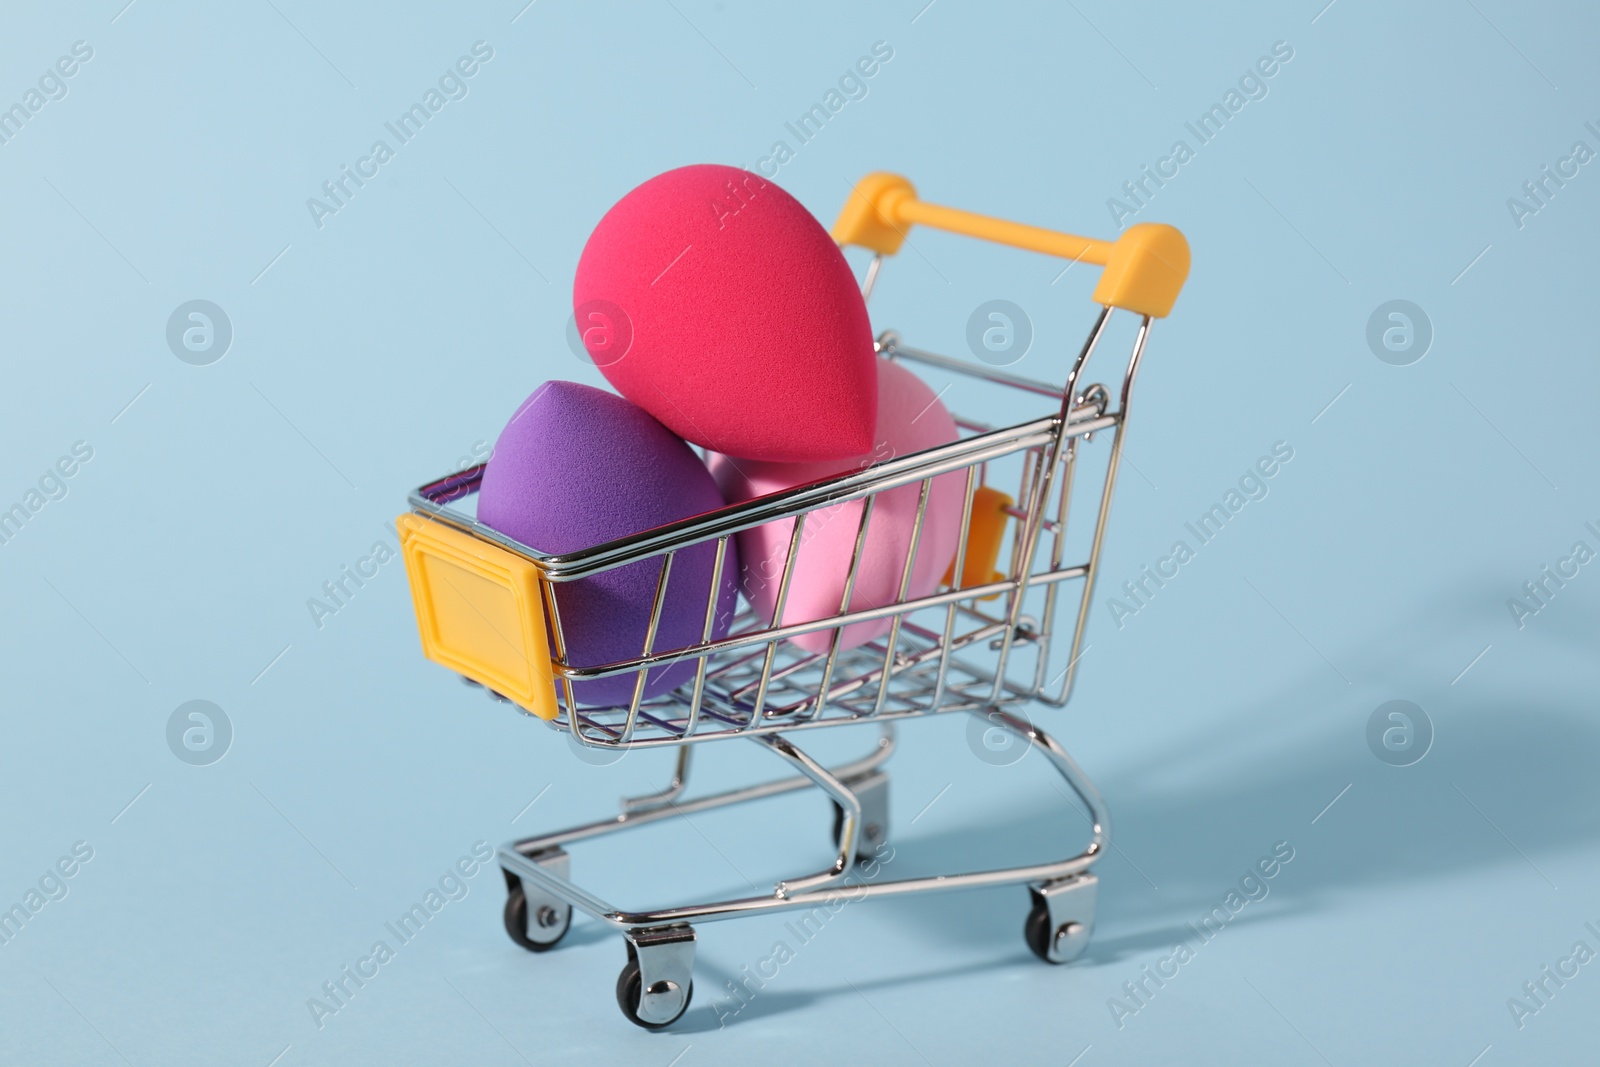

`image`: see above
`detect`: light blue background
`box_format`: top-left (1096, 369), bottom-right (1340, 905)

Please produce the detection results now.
top-left (2, 1), bottom-right (1598, 1063)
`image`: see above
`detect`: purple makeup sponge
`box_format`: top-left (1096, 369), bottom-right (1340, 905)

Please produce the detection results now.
top-left (477, 380), bottom-right (739, 707)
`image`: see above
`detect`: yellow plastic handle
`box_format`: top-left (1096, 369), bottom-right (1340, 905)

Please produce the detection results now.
top-left (832, 172), bottom-right (1190, 319)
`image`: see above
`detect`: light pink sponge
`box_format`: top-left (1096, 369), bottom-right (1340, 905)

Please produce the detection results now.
top-left (709, 358), bottom-right (964, 653)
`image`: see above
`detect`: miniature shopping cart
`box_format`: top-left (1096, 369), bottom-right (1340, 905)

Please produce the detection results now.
top-left (397, 173), bottom-right (1188, 1028)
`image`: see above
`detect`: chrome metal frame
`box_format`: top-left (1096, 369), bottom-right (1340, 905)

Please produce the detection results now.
top-left (409, 317), bottom-right (1147, 743)
top-left (499, 710), bottom-right (1107, 928)
top-left (409, 261), bottom-right (1158, 1025)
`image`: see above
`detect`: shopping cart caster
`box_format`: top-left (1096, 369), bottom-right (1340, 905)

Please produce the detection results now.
top-left (828, 769), bottom-right (889, 864)
top-left (501, 849), bottom-right (571, 952)
top-left (1024, 872), bottom-right (1097, 964)
top-left (616, 925), bottom-right (696, 1029)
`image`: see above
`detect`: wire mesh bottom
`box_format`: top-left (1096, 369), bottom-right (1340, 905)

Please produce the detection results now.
top-left (553, 604), bottom-right (1031, 748)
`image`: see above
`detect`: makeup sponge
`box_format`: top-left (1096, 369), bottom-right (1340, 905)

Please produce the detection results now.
top-left (477, 381), bottom-right (739, 707)
top-left (573, 164), bottom-right (878, 462)
top-left (709, 359), bottom-right (964, 654)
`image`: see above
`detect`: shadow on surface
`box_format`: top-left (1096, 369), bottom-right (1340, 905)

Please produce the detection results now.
top-left (889, 694), bottom-right (1600, 929)
top-left (686, 684), bottom-right (1600, 1026)
top-left (678, 952), bottom-right (1026, 1033)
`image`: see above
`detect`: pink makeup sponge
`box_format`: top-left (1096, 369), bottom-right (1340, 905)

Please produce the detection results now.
top-left (478, 381), bottom-right (739, 707)
top-left (709, 359), bottom-right (964, 654)
top-left (573, 164), bottom-right (878, 462)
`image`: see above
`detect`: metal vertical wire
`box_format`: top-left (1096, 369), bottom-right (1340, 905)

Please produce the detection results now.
top-left (619, 550), bottom-right (676, 743)
top-left (682, 535), bottom-right (731, 739)
top-left (1053, 315), bottom-right (1152, 706)
top-left (812, 494), bottom-right (877, 719)
top-left (989, 306), bottom-right (1113, 705)
top-left (871, 477), bottom-right (934, 715)
top-left (929, 465), bottom-right (980, 713)
top-left (749, 513), bottom-right (807, 724)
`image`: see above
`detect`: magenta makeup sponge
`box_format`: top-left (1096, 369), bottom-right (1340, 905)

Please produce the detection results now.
top-left (709, 359), bottom-right (964, 654)
top-left (573, 164), bottom-right (878, 462)
top-left (477, 381), bottom-right (739, 707)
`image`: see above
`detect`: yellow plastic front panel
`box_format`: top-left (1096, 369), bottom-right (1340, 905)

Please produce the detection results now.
top-left (396, 513), bottom-right (557, 720)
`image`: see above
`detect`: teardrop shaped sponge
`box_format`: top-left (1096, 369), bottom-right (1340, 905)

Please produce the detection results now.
top-left (478, 380), bottom-right (740, 706)
top-left (574, 164), bottom-right (878, 462)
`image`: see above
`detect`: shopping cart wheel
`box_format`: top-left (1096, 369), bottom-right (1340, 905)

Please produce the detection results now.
top-left (501, 848), bottom-right (572, 952)
top-left (1024, 873), bottom-right (1097, 964)
top-left (617, 926), bottom-right (696, 1029)
top-left (829, 769), bottom-right (890, 864)
top-left (503, 879), bottom-right (571, 951)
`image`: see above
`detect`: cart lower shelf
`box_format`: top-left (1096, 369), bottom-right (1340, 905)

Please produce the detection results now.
top-left (496, 706), bottom-right (1108, 1029)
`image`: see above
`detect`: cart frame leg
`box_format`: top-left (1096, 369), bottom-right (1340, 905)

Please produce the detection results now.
top-left (619, 746), bottom-right (692, 815)
top-left (752, 732), bottom-right (860, 896)
top-left (496, 708), bottom-right (1111, 1027)
top-left (496, 708), bottom-right (1107, 929)
top-left (843, 768), bottom-right (890, 858)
